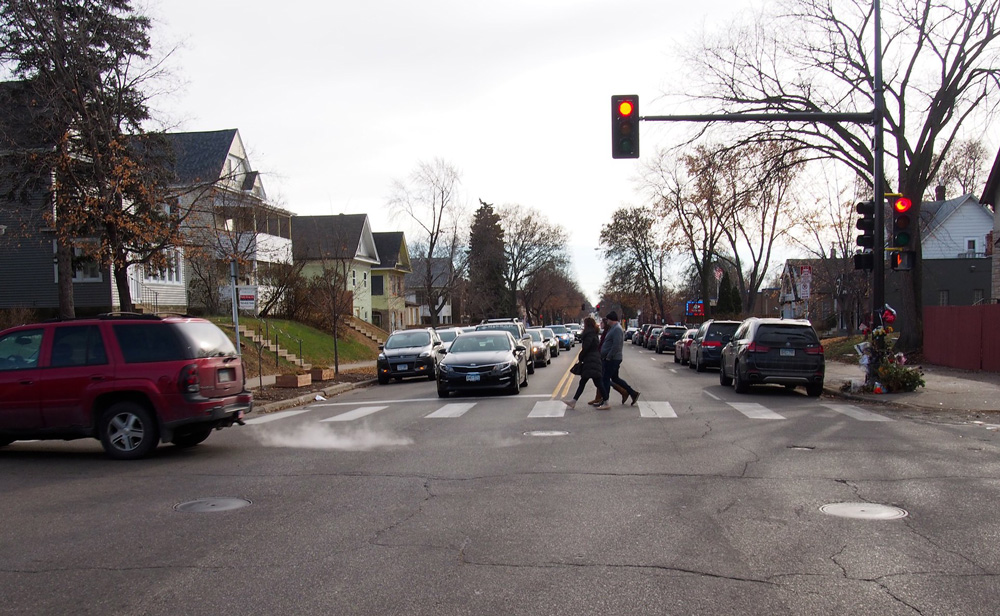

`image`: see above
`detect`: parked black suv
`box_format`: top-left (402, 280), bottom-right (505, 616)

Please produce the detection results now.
top-left (720, 318), bottom-right (825, 396)
top-left (377, 328), bottom-right (444, 384)
top-left (655, 325), bottom-right (688, 354)
top-left (688, 319), bottom-right (742, 372)
top-left (0, 313), bottom-right (252, 459)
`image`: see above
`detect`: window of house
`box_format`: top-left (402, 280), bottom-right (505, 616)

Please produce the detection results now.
top-left (964, 238), bottom-right (979, 256)
top-left (352, 269), bottom-right (356, 287)
top-left (53, 241), bottom-right (103, 283)
top-left (938, 290), bottom-right (950, 306)
top-left (143, 249), bottom-right (183, 284)
top-left (372, 275), bottom-right (384, 296)
top-left (363, 271), bottom-right (368, 288)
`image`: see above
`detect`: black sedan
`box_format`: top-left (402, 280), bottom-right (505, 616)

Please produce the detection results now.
top-left (437, 331), bottom-right (529, 397)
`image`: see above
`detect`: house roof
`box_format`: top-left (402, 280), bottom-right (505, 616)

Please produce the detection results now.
top-left (372, 232), bottom-right (409, 271)
top-left (920, 193), bottom-right (991, 237)
top-left (292, 214), bottom-right (380, 264)
top-left (163, 129), bottom-right (238, 185)
top-left (405, 257), bottom-right (453, 287)
top-left (981, 146), bottom-right (1000, 207)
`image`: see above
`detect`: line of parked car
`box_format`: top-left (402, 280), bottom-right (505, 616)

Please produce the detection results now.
top-left (375, 318), bottom-right (578, 399)
top-left (630, 317), bottom-right (826, 397)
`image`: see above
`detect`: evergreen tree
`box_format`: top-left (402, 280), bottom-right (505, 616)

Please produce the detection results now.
top-left (1, 0), bottom-right (178, 315)
top-left (466, 200), bottom-right (511, 320)
top-left (717, 270), bottom-right (742, 318)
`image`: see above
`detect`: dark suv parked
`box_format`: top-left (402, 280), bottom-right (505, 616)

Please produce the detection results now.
top-left (688, 319), bottom-right (742, 372)
top-left (720, 318), bottom-right (825, 396)
top-left (0, 314), bottom-right (252, 459)
top-left (656, 325), bottom-right (688, 354)
top-left (377, 328), bottom-right (444, 384)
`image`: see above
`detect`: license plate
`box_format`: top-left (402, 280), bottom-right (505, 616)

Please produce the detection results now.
top-left (218, 368), bottom-right (235, 382)
top-left (466, 374), bottom-right (480, 382)
top-left (397, 364), bottom-right (408, 371)
top-left (780, 348), bottom-right (795, 357)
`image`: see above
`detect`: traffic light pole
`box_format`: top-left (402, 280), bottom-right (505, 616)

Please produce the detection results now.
top-left (871, 0), bottom-right (886, 322)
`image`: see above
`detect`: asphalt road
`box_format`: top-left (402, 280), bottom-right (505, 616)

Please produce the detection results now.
top-left (3, 344), bottom-right (999, 615)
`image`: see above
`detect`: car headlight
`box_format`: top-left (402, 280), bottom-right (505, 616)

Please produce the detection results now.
top-left (419, 350), bottom-right (431, 358)
top-left (440, 363), bottom-right (455, 374)
top-left (490, 360), bottom-right (517, 375)
top-left (378, 353), bottom-right (386, 361)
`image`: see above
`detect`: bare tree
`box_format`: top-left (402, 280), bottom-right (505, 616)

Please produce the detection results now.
top-left (598, 206), bottom-right (672, 322)
top-left (933, 138), bottom-right (991, 198)
top-left (388, 159), bottom-right (466, 325)
top-left (499, 204), bottom-right (570, 316)
top-left (643, 146), bottom-right (736, 319)
top-left (683, 0), bottom-right (1000, 350)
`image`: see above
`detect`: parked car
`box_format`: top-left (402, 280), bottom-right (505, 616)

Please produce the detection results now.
top-left (625, 326), bottom-right (639, 341)
top-left (656, 325), bottom-right (688, 355)
top-left (720, 318), bottom-right (825, 396)
top-left (0, 313), bottom-right (252, 459)
top-left (377, 328), bottom-right (444, 384)
top-left (476, 320), bottom-right (535, 374)
top-left (435, 327), bottom-right (464, 352)
top-left (530, 327), bottom-right (560, 357)
top-left (645, 327), bottom-right (663, 350)
top-left (547, 324), bottom-right (575, 350)
top-left (674, 328), bottom-right (698, 364)
top-left (526, 329), bottom-right (552, 367)
top-left (437, 330), bottom-right (529, 397)
top-left (689, 320), bottom-right (742, 372)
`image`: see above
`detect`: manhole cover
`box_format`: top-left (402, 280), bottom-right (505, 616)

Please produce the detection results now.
top-left (820, 502), bottom-right (908, 520)
top-left (523, 430), bottom-right (569, 437)
top-left (174, 498), bottom-right (252, 513)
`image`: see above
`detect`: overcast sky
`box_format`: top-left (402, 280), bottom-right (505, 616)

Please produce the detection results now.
top-left (150, 0), bottom-right (747, 303)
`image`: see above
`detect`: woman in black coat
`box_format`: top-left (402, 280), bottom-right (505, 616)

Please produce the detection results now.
top-left (564, 317), bottom-right (609, 410)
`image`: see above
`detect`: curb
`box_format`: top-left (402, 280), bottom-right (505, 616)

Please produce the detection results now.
top-left (252, 379), bottom-right (378, 415)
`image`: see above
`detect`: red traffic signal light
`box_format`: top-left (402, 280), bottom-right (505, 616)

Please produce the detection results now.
top-left (891, 195), bottom-right (913, 249)
top-left (611, 95), bottom-right (639, 159)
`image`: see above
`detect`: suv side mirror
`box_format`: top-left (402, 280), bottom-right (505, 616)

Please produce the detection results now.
top-left (378, 344), bottom-right (384, 351)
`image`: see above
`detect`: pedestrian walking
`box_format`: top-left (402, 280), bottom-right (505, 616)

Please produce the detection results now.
top-left (587, 317), bottom-right (629, 406)
top-left (563, 317), bottom-right (609, 410)
top-left (600, 311), bottom-right (640, 406)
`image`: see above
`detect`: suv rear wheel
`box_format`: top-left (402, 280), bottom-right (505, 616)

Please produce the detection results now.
top-left (99, 401), bottom-right (159, 460)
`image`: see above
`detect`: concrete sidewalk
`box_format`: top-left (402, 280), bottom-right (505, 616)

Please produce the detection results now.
top-left (244, 361), bottom-right (375, 389)
top-left (246, 361), bottom-right (377, 415)
top-left (823, 360), bottom-right (1000, 413)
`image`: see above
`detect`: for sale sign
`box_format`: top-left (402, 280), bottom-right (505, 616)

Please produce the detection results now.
top-left (238, 286), bottom-right (257, 311)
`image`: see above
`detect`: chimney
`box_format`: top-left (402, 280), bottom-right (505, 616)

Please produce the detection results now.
top-left (935, 185), bottom-right (946, 201)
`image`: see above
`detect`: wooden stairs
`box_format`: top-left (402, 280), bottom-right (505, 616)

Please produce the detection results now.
top-left (237, 325), bottom-right (311, 370)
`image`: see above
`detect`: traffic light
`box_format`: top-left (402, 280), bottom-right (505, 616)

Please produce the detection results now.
top-left (611, 95), bottom-right (639, 159)
top-left (890, 195), bottom-right (913, 249)
top-left (855, 200), bottom-right (875, 250)
top-left (890, 195), bottom-right (915, 271)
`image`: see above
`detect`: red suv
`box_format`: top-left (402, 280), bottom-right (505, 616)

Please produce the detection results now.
top-left (0, 314), bottom-right (252, 459)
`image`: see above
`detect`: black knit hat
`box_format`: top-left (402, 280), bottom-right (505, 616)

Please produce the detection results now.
top-left (606, 311), bottom-right (619, 321)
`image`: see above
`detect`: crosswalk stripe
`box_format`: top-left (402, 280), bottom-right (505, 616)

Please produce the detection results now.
top-left (727, 402), bottom-right (786, 419)
top-left (321, 406), bottom-right (388, 422)
top-left (639, 401), bottom-right (677, 418)
top-left (244, 410), bottom-right (310, 425)
top-left (426, 403), bottom-right (476, 418)
top-left (529, 400), bottom-right (567, 418)
top-left (820, 404), bottom-right (893, 422)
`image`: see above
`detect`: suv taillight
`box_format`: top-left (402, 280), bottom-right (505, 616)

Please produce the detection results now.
top-left (805, 345), bottom-right (824, 355)
top-left (746, 342), bottom-right (770, 353)
top-left (179, 364), bottom-right (201, 394)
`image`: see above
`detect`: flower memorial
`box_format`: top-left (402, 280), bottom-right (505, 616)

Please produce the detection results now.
top-left (857, 306), bottom-right (925, 393)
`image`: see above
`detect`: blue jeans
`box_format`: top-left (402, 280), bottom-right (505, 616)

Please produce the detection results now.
top-left (602, 359), bottom-right (636, 400)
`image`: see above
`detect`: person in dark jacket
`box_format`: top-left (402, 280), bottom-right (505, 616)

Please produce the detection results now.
top-left (587, 317), bottom-right (629, 406)
top-left (563, 317), bottom-right (609, 410)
